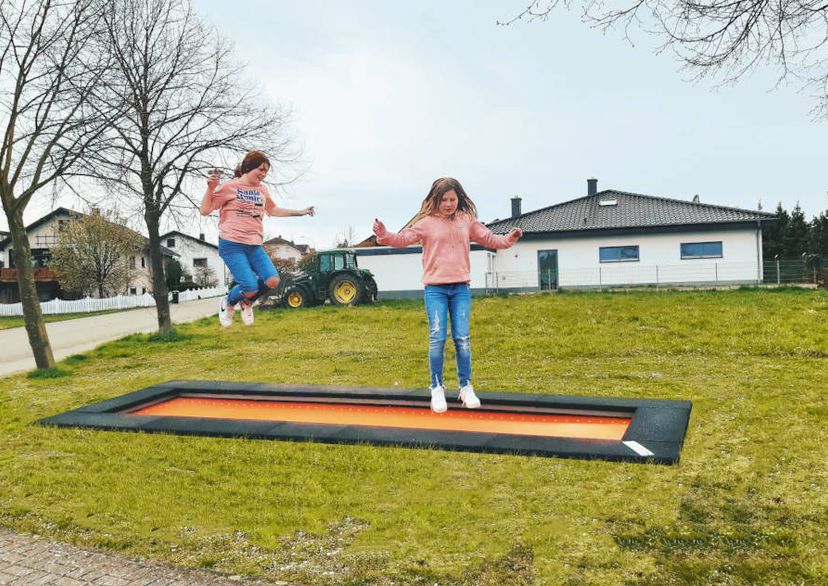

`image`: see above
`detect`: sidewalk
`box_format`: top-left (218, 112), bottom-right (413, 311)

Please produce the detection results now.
top-left (0, 297), bottom-right (220, 377)
top-left (0, 528), bottom-right (288, 585)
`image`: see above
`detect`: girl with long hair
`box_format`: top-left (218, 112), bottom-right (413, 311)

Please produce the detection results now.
top-left (200, 150), bottom-right (314, 327)
top-left (373, 177), bottom-right (522, 412)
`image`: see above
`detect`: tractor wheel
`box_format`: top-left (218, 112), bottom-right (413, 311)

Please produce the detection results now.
top-left (328, 274), bottom-right (363, 306)
top-left (359, 276), bottom-right (378, 304)
top-left (283, 285), bottom-right (310, 309)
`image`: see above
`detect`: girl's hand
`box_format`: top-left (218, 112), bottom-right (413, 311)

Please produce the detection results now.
top-left (372, 218), bottom-right (386, 237)
top-left (303, 206), bottom-right (315, 217)
top-left (207, 168), bottom-right (220, 192)
top-left (509, 227), bottom-right (523, 241)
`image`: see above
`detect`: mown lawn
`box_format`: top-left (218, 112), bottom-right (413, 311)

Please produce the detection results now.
top-left (1, 288), bottom-right (826, 585)
top-left (0, 309), bottom-right (126, 330)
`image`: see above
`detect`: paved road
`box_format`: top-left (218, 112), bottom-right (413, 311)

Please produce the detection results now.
top-left (0, 297), bottom-right (219, 377)
top-left (0, 528), bottom-right (288, 585)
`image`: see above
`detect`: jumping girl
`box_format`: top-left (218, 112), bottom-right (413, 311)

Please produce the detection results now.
top-left (200, 150), bottom-right (314, 327)
top-left (373, 177), bottom-right (522, 412)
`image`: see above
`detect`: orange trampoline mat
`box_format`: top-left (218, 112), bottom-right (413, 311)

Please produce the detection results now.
top-left (131, 397), bottom-right (631, 440)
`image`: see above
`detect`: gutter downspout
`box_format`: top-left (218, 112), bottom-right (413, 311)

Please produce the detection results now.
top-left (756, 219), bottom-right (763, 284)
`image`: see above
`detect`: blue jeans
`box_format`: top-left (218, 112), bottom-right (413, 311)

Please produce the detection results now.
top-left (219, 239), bottom-right (279, 306)
top-left (424, 283), bottom-right (472, 389)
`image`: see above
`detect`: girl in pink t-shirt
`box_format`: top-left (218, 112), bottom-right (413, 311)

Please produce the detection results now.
top-left (200, 150), bottom-right (314, 327)
top-left (373, 177), bottom-right (522, 413)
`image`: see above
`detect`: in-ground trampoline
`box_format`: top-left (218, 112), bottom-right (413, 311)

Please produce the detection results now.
top-left (38, 380), bottom-right (692, 464)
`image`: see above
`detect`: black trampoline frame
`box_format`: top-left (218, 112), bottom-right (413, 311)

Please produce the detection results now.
top-left (38, 379), bottom-right (692, 464)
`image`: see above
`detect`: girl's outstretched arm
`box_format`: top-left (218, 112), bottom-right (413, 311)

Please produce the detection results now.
top-left (469, 221), bottom-right (523, 249)
top-left (269, 205), bottom-right (315, 217)
top-left (373, 218), bottom-right (421, 247)
top-left (200, 169), bottom-right (221, 216)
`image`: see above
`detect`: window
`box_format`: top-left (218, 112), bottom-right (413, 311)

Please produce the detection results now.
top-left (599, 245), bottom-right (639, 263)
top-left (167, 238), bottom-right (176, 248)
top-left (129, 287), bottom-right (137, 295)
top-left (31, 249), bottom-right (51, 268)
top-left (140, 256), bottom-right (145, 268)
top-left (681, 241), bottom-right (723, 259)
top-left (193, 258), bottom-right (207, 268)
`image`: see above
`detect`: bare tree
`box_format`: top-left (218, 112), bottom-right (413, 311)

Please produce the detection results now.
top-left (336, 225), bottom-right (358, 248)
top-left (192, 264), bottom-right (218, 288)
top-left (50, 209), bottom-right (144, 298)
top-left (82, 0), bottom-right (295, 334)
top-left (504, 0), bottom-right (828, 115)
top-left (0, 0), bottom-right (113, 369)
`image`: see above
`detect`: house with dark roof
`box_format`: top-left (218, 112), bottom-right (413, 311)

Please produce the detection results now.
top-left (0, 208), bottom-right (177, 302)
top-left (160, 230), bottom-right (228, 287)
top-left (355, 179), bottom-right (774, 297)
top-left (488, 179), bottom-right (774, 289)
top-left (263, 235), bottom-right (313, 262)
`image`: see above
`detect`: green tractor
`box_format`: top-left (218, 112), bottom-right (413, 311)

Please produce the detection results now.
top-left (274, 249), bottom-right (378, 309)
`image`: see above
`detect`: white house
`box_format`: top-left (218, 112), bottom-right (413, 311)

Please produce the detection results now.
top-left (263, 235), bottom-right (312, 263)
top-left (0, 208), bottom-right (176, 302)
top-left (355, 179), bottom-right (775, 298)
top-left (160, 230), bottom-right (227, 287)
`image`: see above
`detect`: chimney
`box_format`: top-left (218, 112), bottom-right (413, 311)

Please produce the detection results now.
top-left (199, 232), bottom-right (205, 241)
top-left (587, 178), bottom-right (598, 196)
top-left (510, 196), bottom-right (522, 218)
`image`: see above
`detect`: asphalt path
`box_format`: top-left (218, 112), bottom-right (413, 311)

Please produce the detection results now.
top-left (0, 297), bottom-right (219, 377)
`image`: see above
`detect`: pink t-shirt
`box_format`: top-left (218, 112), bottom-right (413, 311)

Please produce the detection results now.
top-left (203, 179), bottom-right (277, 245)
top-left (376, 213), bottom-right (518, 285)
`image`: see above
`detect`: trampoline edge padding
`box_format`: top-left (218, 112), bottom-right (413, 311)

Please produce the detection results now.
top-left (37, 380), bottom-right (692, 464)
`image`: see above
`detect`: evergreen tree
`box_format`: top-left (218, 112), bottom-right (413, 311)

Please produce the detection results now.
top-left (763, 203), bottom-right (789, 260)
top-left (782, 203), bottom-right (810, 258)
top-left (809, 212), bottom-right (828, 259)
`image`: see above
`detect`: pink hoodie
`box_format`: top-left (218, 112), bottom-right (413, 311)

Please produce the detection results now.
top-left (376, 213), bottom-right (518, 285)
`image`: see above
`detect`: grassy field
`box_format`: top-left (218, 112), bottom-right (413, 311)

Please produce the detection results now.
top-left (1, 288), bottom-right (826, 585)
top-left (0, 309), bottom-right (126, 330)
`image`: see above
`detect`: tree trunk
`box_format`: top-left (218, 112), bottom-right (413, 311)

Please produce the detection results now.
top-left (8, 211), bottom-right (56, 369)
top-left (145, 208), bottom-right (172, 334)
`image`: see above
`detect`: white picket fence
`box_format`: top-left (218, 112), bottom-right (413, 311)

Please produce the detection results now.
top-left (0, 286), bottom-right (225, 317)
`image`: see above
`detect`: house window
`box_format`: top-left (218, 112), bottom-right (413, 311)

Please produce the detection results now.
top-left (681, 241), bottom-right (723, 259)
top-left (141, 287), bottom-right (146, 294)
top-left (31, 249), bottom-right (51, 268)
top-left (167, 238), bottom-right (175, 248)
top-left (599, 245), bottom-right (639, 263)
top-left (129, 287), bottom-right (137, 295)
top-left (193, 258), bottom-right (207, 268)
top-left (140, 256), bottom-right (145, 268)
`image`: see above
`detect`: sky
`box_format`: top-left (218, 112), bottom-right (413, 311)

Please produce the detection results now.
top-left (7, 0), bottom-right (827, 249)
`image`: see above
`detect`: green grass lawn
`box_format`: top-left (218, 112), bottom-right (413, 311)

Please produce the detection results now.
top-left (0, 309), bottom-right (126, 330)
top-left (1, 288), bottom-right (826, 584)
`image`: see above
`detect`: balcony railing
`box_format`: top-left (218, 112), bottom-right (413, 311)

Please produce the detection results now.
top-left (0, 267), bottom-right (58, 281)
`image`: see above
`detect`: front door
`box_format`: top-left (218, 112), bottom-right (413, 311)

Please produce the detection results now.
top-left (537, 249), bottom-right (558, 290)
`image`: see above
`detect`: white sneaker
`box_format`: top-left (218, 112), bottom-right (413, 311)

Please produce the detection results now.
top-left (459, 384), bottom-right (481, 409)
top-left (430, 385), bottom-right (448, 413)
top-left (240, 301), bottom-right (254, 326)
top-left (218, 296), bottom-right (235, 328)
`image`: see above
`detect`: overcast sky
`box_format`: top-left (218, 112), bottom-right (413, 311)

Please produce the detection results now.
top-left (7, 0), bottom-right (827, 249)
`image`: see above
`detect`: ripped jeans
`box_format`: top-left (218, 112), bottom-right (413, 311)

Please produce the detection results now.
top-left (424, 283), bottom-right (471, 389)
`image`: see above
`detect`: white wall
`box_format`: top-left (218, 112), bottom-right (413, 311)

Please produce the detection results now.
top-left (166, 234), bottom-right (227, 286)
top-left (492, 227), bottom-right (763, 288)
top-left (264, 242), bottom-right (304, 262)
top-left (356, 248), bottom-right (494, 297)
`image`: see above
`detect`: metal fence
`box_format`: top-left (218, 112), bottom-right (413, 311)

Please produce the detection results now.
top-left (485, 259), bottom-right (827, 293)
top-left (0, 286), bottom-right (224, 317)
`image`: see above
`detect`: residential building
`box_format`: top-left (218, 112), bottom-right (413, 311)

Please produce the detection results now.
top-left (263, 235), bottom-right (312, 263)
top-left (355, 179), bottom-right (775, 298)
top-left (0, 208), bottom-right (176, 302)
top-left (160, 230), bottom-right (227, 287)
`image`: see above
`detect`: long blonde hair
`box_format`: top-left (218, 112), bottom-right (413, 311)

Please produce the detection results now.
top-left (412, 177), bottom-right (478, 223)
